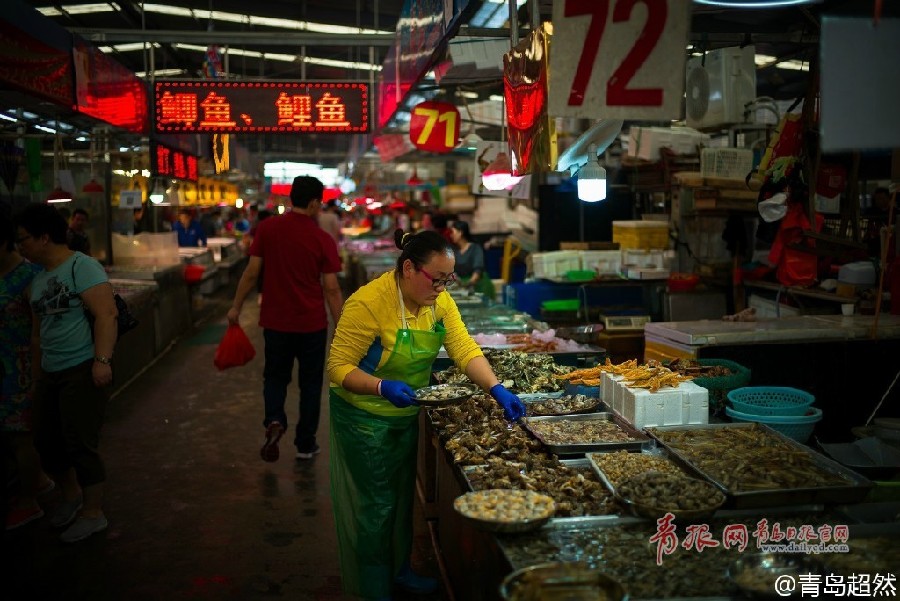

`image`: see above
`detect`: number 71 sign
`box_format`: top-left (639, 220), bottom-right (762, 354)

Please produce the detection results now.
top-left (549, 0), bottom-right (691, 120)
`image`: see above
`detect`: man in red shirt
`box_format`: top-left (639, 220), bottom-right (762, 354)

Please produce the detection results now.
top-left (227, 176), bottom-right (344, 462)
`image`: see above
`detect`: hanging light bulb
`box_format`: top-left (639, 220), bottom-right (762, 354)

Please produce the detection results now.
top-left (459, 131), bottom-right (483, 151)
top-left (481, 152), bottom-right (523, 191)
top-left (149, 178), bottom-right (165, 204)
top-left (576, 144), bottom-right (607, 203)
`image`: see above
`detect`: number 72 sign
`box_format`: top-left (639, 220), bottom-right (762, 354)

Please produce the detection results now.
top-left (549, 0), bottom-right (691, 120)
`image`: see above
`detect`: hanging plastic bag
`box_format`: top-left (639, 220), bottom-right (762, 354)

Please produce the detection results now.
top-left (214, 324), bottom-right (256, 370)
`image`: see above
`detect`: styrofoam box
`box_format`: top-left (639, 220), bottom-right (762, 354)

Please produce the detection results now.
top-left (601, 373), bottom-right (624, 414)
top-left (532, 251), bottom-right (581, 279)
top-left (619, 381), bottom-right (709, 429)
top-left (627, 126), bottom-right (711, 161)
top-left (581, 250), bottom-right (622, 276)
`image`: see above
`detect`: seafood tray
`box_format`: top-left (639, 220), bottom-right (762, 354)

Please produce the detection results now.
top-left (523, 394), bottom-right (607, 417)
top-left (521, 413), bottom-right (649, 455)
top-left (460, 457), bottom-right (617, 518)
top-left (647, 423), bottom-right (873, 509)
top-left (497, 510), bottom-right (871, 600)
top-left (587, 449), bottom-right (692, 498)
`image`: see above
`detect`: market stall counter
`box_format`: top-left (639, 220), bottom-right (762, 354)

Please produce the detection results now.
top-left (106, 264), bottom-right (191, 355)
top-left (416, 354), bottom-right (899, 601)
top-left (108, 278), bottom-right (158, 389)
top-left (644, 316), bottom-right (900, 440)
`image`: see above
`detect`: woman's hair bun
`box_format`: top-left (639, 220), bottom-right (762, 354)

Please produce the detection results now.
top-left (393, 228), bottom-right (410, 249)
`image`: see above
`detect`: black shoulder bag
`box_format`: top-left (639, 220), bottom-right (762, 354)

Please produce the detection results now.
top-left (72, 257), bottom-right (139, 341)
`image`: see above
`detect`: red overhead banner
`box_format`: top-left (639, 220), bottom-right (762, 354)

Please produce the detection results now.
top-left (154, 81), bottom-right (369, 134)
top-left (73, 39), bottom-right (148, 133)
top-left (0, 19), bottom-right (73, 107)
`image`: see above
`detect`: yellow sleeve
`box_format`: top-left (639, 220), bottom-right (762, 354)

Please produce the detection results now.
top-left (327, 295), bottom-right (380, 386)
top-left (438, 294), bottom-right (483, 372)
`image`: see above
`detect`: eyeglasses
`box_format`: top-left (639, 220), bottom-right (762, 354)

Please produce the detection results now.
top-left (14, 235), bottom-right (32, 245)
top-left (417, 267), bottom-right (457, 291)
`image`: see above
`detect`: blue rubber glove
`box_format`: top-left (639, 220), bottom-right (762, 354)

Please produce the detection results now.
top-left (490, 384), bottom-right (526, 421)
top-left (379, 380), bottom-right (419, 408)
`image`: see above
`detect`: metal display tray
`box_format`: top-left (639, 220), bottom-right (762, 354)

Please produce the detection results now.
top-left (460, 458), bottom-right (597, 493)
top-left (523, 396), bottom-right (609, 417)
top-left (521, 413), bottom-right (650, 455)
top-left (646, 423), bottom-right (874, 509)
top-left (586, 446), bottom-right (695, 499)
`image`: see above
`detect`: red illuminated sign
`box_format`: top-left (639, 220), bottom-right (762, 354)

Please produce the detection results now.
top-left (150, 141), bottom-right (199, 183)
top-left (409, 101), bottom-right (460, 154)
top-left (154, 81), bottom-right (369, 133)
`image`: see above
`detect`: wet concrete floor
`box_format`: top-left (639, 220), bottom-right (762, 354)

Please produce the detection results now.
top-left (1, 293), bottom-right (444, 601)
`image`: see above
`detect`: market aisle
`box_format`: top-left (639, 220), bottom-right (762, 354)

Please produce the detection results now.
top-left (1, 293), bottom-right (443, 601)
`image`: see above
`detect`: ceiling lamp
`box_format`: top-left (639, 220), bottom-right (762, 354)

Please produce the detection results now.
top-left (82, 135), bottom-right (104, 194)
top-left (46, 186), bottom-right (74, 203)
top-left (82, 179), bottom-right (104, 193)
top-left (481, 152), bottom-right (523, 191)
top-left (459, 131), bottom-right (483, 151)
top-left (406, 167), bottom-right (423, 187)
top-left (576, 144), bottom-right (607, 203)
top-left (149, 178), bottom-right (165, 204)
top-left (46, 124), bottom-right (73, 203)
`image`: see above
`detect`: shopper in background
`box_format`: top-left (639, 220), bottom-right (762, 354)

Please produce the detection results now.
top-left (326, 229), bottom-right (525, 600)
top-left (317, 200), bottom-right (342, 245)
top-left (228, 176), bottom-right (344, 462)
top-left (66, 208), bottom-right (91, 256)
top-left (865, 187), bottom-right (896, 257)
top-left (174, 208), bottom-right (207, 247)
top-left (450, 220), bottom-right (495, 300)
top-left (132, 206), bottom-right (146, 235)
top-left (15, 203), bottom-right (117, 543)
top-left (1, 205), bottom-right (54, 530)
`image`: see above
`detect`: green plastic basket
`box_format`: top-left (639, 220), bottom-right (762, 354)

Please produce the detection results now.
top-left (541, 299), bottom-right (581, 312)
top-left (689, 359), bottom-right (751, 417)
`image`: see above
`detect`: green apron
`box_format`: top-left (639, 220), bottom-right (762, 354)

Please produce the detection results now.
top-left (330, 278), bottom-right (445, 598)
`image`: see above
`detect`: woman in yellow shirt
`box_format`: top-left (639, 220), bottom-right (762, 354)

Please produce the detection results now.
top-left (327, 228), bottom-right (525, 601)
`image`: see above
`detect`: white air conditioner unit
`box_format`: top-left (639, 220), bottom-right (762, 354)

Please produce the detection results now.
top-left (685, 45), bottom-right (757, 130)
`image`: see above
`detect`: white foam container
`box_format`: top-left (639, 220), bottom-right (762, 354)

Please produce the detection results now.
top-left (618, 380), bottom-right (709, 429)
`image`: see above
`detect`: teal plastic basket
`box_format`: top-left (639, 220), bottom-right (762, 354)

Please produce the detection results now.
top-left (727, 387), bottom-right (815, 416)
top-left (725, 406), bottom-right (822, 443)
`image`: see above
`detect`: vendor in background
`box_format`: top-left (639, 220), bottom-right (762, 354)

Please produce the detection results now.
top-left (450, 220), bottom-right (494, 300)
top-left (865, 187), bottom-right (896, 257)
top-left (132, 206), bottom-right (146, 235)
top-left (174, 209), bottom-right (207, 247)
top-left (326, 229), bottom-right (525, 601)
top-left (318, 200), bottom-right (342, 245)
top-left (66, 209), bottom-right (91, 256)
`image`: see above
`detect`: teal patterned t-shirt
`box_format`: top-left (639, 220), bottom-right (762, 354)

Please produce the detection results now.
top-left (30, 252), bottom-right (107, 372)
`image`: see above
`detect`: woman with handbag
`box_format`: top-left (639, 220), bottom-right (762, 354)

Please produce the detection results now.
top-left (15, 203), bottom-right (117, 543)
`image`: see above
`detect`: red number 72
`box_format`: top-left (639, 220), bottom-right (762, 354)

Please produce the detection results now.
top-left (565, 0), bottom-right (666, 108)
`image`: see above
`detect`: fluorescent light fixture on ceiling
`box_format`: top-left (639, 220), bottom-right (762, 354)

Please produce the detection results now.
top-left (693, 0), bottom-right (822, 7)
top-left (136, 68), bottom-right (187, 78)
top-left (99, 42), bottom-right (161, 53)
top-left (0, 113), bottom-right (16, 122)
top-left (776, 59), bottom-right (810, 71)
top-left (173, 43), bottom-right (381, 71)
top-left (38, 3), bottom-right (391, 35)
top-left (35, 125), bottom-right (56, 134)
top-left (471, 0), bottom-right (527, 28)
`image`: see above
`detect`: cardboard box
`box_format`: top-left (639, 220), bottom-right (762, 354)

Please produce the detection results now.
top-left (559, 241), bottom-right (620, 251)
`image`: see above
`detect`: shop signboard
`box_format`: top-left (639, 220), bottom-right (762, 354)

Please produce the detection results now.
top-left (548, 0), bottom-right (690, 120)
top-left (150, 141), bottom-right (199, 183)
top-left (409, 100), bottom-right (460, 153)
top-left (154, 81), bottom-right (369, 134)
top-left (0, 19), bottom-right (73, 107)
top-left (73, 39), bottom-right (148, 133)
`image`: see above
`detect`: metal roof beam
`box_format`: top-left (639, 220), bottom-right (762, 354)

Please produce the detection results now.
top-left (68, 28), bottom-right (396, 47)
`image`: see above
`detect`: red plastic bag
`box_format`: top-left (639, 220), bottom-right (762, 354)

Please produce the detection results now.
top-left (214, 324), bottom-right (256, 370)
